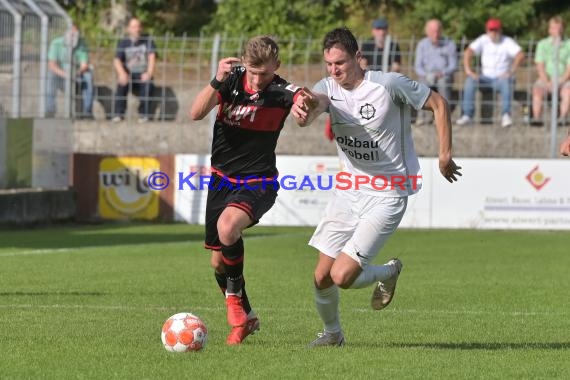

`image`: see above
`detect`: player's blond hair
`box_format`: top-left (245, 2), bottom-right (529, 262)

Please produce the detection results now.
top-left (242, 36), bottom-right (280, 66)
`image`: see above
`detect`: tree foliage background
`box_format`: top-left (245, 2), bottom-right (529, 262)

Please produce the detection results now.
top-left (57, 0), bottom-right (570, 41)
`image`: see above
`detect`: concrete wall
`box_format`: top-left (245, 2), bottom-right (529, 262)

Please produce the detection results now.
top-left (0, 188), bottom-right (75, 225)
top-left (72, 117), bottom-right (569, 159)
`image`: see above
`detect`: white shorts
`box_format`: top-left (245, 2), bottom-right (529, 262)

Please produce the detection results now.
top-left (309, 189), bottom-right (407, 267)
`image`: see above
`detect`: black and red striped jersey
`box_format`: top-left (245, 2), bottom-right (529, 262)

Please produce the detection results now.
top-left (211, 66), bottom-right (302, 178)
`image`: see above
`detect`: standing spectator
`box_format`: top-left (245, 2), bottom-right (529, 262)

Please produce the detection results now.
top-left (113, 17), bottom-right (156, 123)
top-left (414, 19), bottom-right (457, 125)
top-left (531, 16), bottom-right (570, 126)
top-left (360, 18), bottom-right (402, 72)
top-left (456, 18), bottom-right (525, 127)
top-left (46, 24), bottom-right (94, 119)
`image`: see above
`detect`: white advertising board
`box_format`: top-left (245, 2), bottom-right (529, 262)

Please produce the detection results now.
top-left (173, 155), bottom-right (570, 230)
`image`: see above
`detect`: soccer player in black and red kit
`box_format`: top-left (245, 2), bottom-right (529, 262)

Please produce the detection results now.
top-left (190, 36), bottom-right (307, 344)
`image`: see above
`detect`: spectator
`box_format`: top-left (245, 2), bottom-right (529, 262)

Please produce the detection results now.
top-left (46, 24), bottom-right (94, 119)
top-left (531, 16), bottom-right (570, 126)
top-left (360, 18), bottom-right (402, 72)
top-left (112, 17), bottom-right (157, 123)
top-left (414, 19), bottom-right (457, 125)
top-left (457, 18), bottom-right (525, 127)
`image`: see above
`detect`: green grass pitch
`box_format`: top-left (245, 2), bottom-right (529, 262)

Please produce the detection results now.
top-left (0, 224), bottom-right (569, 379)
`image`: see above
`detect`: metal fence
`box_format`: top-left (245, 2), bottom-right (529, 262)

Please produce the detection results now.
top-left (0, 0), bottom-right (71, 118)
top-left (1, 28), bottom-right (562, 124)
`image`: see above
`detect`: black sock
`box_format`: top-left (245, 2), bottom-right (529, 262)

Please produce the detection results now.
top-left (221, 238), bottom-right (244, 295)
top-left (215, 271), bottom-right (252, 314)
top-left (214, 271), bottom-right (226, 295)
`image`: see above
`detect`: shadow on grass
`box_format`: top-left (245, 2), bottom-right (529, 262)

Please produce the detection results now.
top-left (0, 291), bottom-right (107, 297)
top-left (385, 342), bottom-right (570, 350)
top-left (0, 222), bottom-right (293, 251)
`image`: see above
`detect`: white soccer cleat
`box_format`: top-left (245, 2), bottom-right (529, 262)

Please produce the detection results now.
top-left (371, 258), bottom-right (403, 310)
top-left (307, 330), bottom-right (345, 348)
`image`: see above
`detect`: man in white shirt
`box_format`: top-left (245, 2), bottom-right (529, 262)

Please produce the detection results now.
top-left (291, 27), bottom-right (461, 347)
top-left (456, 18), bottom-right (525, 127)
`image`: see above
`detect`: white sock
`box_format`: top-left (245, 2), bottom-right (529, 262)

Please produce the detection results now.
top-left (315, 285), bottom-right (341, 334)
top-left (349, 264), bottom-right (396, 289)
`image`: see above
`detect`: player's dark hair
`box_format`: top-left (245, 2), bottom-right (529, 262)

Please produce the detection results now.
top-left (323, 27), bottom-right (359, 56)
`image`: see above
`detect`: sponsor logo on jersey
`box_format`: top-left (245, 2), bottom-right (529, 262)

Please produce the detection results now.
top-left (335, 136), bottom-right (380, 161)
top-left (221, 103), bottom-right (258, 124)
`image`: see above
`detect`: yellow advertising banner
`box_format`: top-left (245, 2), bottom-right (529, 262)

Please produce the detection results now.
top-left (98, 157), bottom-right (159, 220)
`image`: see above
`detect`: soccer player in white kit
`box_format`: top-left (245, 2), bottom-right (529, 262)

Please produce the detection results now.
top-left (291, 27), bottom-right (462, 347)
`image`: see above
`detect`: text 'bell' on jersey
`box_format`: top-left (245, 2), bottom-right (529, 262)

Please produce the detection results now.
top-left (212, 67), bottom-right (302, 178)
top-left (314, 71), bottom-right (430, 197)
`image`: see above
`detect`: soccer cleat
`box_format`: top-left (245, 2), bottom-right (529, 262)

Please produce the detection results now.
top-left (246, 316), bottom-right (260, 335)
top-left (226, 317), bottom-right (260, 345)
top-left (225, 294), bottom-right (248, 327)
top-left (307, 330), bottom-right (345, 348)
top-left (371, 258), bottom-right (403, 310)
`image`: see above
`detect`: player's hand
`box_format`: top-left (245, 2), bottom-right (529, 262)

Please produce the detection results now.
top-left (216, 57), bottom-right (241, 82)
top-left (292, 87), bottom-right (317, 125)
top-left (141, 71), bottom-right (152, 82)
top-left (439, 158), bottom-right (462, 183)
top-left (560, 136), bottom-right (570, 156)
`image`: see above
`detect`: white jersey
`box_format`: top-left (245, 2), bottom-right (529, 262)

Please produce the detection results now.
top-left (468, 34), bottom-right (522, 78)
top-left (314, 71), bottom-right (430, 197)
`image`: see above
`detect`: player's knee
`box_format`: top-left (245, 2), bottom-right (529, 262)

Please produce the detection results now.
top-left (330, 268), bottom-right (354, 289)
top-left (314, 270), bottom-right (333, 289)
top-left (218, 223), bottom-right (240, 245)
top-left (217, 218), bottom-right (240, 246)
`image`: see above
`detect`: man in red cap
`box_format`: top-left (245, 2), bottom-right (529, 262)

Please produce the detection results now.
top-left (457, 18), bottom-right (525, 127)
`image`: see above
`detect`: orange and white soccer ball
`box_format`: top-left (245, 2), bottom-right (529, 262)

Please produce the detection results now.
top-left (161, 312), bottom-right (208, 352)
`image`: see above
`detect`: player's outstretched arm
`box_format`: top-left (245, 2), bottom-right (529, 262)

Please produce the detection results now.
top-left (291, 88), bottom-right (330, 127)
top-left (423, 90), bottom-right (462, 182)
top-left (190, 57), bottom-right (240, 121)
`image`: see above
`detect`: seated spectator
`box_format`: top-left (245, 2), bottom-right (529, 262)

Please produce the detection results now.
top-left (531, 16), bottom-right (570, 126)
top-left (46, 24), bottom-right (94, 119)
top-left (457, 18), bottom-right (525, 127)
top-left (360, 17), bottom-right (401, 72)
top-left (112, 17), bottom-right (156, 123)
top-left (414, 19), bottom-right (457, 125)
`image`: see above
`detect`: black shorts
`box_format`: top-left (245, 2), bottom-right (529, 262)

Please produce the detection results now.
top-left (204, 174), bottom-right (279, 250)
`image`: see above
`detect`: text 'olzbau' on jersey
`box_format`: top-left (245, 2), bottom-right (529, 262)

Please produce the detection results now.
top-left (212, 66), bottom-right (302, 178)
top-left (314, 70), bottom-right (430, 197)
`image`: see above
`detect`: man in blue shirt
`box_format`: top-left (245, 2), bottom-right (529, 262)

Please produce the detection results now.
top-left (414, 19), bottom-right (457, 125)
top-left (112, 17), bottom-right (157, 123)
